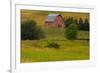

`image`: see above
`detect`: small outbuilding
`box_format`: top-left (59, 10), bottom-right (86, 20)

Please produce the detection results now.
top-left (45, 14), bottom-right (64, 28)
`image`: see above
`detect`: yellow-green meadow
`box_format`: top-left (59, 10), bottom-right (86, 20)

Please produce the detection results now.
top-left (21, 10), bottom-right (89, 63)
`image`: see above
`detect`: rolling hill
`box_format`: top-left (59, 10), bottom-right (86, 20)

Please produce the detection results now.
top-left (21, 9), bottom-right (89, 26)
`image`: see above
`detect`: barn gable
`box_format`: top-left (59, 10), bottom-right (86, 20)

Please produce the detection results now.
top-left (45, 14), bottom-right (64, 28)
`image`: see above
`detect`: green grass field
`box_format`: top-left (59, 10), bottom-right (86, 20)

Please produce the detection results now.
top-left (21, 28), bottom-right (89, 63)
top-left (21, 10), bottom-right (89, 63)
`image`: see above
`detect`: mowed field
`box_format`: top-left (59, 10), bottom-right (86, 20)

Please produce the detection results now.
top-left (21, 28), bottom-right (89, 63)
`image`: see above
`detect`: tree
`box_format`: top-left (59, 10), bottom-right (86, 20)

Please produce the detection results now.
top-left (21, 20), bottom-right (45, 40)
top-left (65, 24), bottom-right (78, 40)
top-left (79, 18), bottom-right (84, 30)
top-left (78, 18), bottom-right (89, 31)
top-left (64, 17), bottom-right (74, 28)
top-left (84, 18), bottom-right (89, 31)
top-left (73, 18), bottom-right (78, 25)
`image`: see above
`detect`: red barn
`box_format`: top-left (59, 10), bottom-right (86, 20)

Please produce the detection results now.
top-left (45, 14), bottom-right (64, 28)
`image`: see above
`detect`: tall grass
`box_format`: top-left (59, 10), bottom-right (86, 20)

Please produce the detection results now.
top-left (21, 26), bottom-right (89, 62)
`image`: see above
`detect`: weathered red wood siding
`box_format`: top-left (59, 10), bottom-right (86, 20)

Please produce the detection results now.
top-left (45, 15), bottom-right (64, 28)
top-left (54, 15), bottom-right (64, 28)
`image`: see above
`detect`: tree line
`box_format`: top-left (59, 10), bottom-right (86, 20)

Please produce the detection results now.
top-left (21, 17), bottom-right (89, 40)
top-left (64, 17), bottom-right (89, 31)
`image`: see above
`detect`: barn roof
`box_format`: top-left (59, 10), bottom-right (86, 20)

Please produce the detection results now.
top-left (45, 14), bottom-right (60, 22)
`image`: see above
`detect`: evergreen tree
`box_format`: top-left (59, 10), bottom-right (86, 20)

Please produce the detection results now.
top-left (78, 18), bottom-right (89, 31)
top-left (64, 17), bottom-right (74, 28)
top-left (79, 18), bottom-right (84, 30)
top-left (84, 18), bottom-right (89, 31)
top-left (73, 18), bottom-right (78, 28)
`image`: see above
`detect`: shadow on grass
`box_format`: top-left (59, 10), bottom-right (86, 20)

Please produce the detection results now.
top-left (76, 39), bottom-right (89, 41)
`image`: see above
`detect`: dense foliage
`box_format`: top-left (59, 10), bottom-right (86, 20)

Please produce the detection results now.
top-left (45, 42), bottom-right (60, 49)
top-left (65, 24), bottom-right (78, 40)
top-left (21, 20), bottom-right (45, 40)
top-left (64, 17), bottom-right (89, 31)
top-left (78, 18), bottom-right (89, 31)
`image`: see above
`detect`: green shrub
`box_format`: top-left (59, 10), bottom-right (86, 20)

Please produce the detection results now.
top-left (21, 20), bottom-right (45, 40)
top-left (45, 42), bottom-right (60, 49)
top-left (65, 24), bottom-right (78, 40)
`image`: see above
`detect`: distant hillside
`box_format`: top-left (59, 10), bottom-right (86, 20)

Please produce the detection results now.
top-left (21, 10), bottom-right (89, 26)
